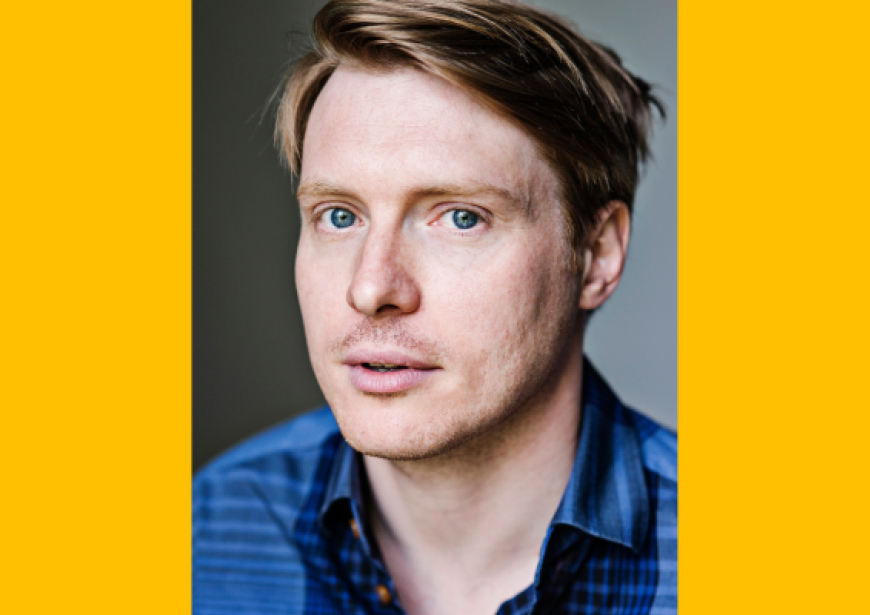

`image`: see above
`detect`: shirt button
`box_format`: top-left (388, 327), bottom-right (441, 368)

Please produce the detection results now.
top-left (375, 584), bottom-right (392, 604)
top-left (349, 518), bottom-right (361, 539)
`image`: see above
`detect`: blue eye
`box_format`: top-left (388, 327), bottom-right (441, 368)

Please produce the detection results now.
top-left (452, 210), bottom-right (479, 230)
top-left (329, 208), bottom-right (356, 229)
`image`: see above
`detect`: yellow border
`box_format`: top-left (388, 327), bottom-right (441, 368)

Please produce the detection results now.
top-left (4, 0), bottom-right (870, 612)
top-left (2, 2), bottom-right (191, 612)
top-left (681, 1), bottom-right (870, 612)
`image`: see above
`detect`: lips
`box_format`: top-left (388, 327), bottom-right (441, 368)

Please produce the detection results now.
top-left (343, 350), bottom-right (440, 393)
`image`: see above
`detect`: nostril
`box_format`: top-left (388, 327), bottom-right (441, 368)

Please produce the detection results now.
top-left (375, 304), bottom-right (400, 315)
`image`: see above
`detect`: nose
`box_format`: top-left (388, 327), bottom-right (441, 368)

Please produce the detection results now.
top-left (346, 225), bottom-right (421, 317)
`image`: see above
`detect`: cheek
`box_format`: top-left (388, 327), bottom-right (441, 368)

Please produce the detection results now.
top-left (427, 237), bottom-right (578, 375)
top-left (295, 240), bottom-right (351, 361)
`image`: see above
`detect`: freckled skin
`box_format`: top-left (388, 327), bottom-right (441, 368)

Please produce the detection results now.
top-left (295, 67), bottom-right (584, 461)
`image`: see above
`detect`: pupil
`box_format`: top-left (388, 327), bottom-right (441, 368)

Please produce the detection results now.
top-left (331, 208), bottom-right (355, 229)
top-left (453, 210), bottom-right (478, 230)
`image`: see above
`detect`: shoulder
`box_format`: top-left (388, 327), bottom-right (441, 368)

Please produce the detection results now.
top-left (625, 407), bottom-right (677, 485)
top-left (623, 408), bottom-right (677, 612)
top-left (195, 405), bottom-right (339, 482)
top-left (583, 360), bottom-right (676, 485)
top-left (192, 407), bottom-right (342, 612)
top-left (193, 406), bottom-right (341, 528)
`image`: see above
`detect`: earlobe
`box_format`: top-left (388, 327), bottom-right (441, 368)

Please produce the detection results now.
top-left (578, 201), bottom-right (631, 311)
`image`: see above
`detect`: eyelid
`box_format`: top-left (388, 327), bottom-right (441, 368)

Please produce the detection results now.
top-left (431, 203), bottom-right (490, 229)
top-left (314, 204), bottom-right (363, 231)
top-left (312, 202), bottom-right (361, 222)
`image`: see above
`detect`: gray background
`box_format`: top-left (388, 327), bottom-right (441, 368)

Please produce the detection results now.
top-left (193, 0), bottom-right (677, 471)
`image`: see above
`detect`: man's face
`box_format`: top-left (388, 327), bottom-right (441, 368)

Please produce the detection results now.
top-left (296, 67), bottom-right (583, 460)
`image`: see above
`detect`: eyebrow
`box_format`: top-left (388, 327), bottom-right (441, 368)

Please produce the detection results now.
top-left (296, 181), bottom-right (359, 201)
top-left (297, 179), bottom-right (529, 212)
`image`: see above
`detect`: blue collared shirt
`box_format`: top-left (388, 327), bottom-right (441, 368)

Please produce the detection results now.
top-left (193, 361), bottom-right (677, 614)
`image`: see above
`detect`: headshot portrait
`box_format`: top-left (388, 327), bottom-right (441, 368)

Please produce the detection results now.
top-left (193, 1), bottom-right (677, 613)
top-left (8, 0), bottom-right (865, 611)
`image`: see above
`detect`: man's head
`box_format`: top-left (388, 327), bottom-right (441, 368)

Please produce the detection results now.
top-left (276, 0), bottom-right (662, 460)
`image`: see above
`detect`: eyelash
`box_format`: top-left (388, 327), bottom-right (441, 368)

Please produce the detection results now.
top-left (313, 205), bottom-right (361, 231)
top-left (435, 206), bottom-right (489, 234)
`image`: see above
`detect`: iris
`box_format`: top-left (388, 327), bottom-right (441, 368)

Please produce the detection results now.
top-left (453, 210), bottom-right (479, 229)
top-left (330, 208), bottom-right (355, 229)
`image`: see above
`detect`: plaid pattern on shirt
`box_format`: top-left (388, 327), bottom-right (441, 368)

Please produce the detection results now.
top-left (193, 360), bottom-right (677, 614)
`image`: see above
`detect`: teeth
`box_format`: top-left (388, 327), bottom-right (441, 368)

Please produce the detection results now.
top-left (369, 363), bottom-right (397, 368)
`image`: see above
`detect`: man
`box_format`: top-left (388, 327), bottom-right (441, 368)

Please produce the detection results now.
top-left (193, 1), bottom-right (677, 613)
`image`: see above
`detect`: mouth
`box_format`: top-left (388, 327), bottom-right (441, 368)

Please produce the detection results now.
top-left (344, 351), bottom-right (440, 394)
top-left (361, 362), bottom-right (409, 373)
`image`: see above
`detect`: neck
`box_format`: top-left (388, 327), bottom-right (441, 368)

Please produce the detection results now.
top-left (363, 327), bottom-right (585, 615)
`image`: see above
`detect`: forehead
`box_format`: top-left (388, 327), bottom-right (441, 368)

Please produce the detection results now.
top-left (301, 66), bottom-right (556, 203)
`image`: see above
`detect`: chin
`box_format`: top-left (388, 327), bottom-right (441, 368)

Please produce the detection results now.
top-left (329, 392), bottom-right (491, 461)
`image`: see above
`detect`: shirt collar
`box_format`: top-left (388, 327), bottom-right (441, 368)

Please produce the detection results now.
top-left (319, 434), bottom-right (358, 520)
top-left (319, 358), bottom-right (650, 552)
top-left (550, 359), bottom-right (650, 552)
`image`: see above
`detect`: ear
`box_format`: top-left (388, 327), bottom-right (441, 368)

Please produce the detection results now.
top-left (578, 201), bottom-right (631, 311)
